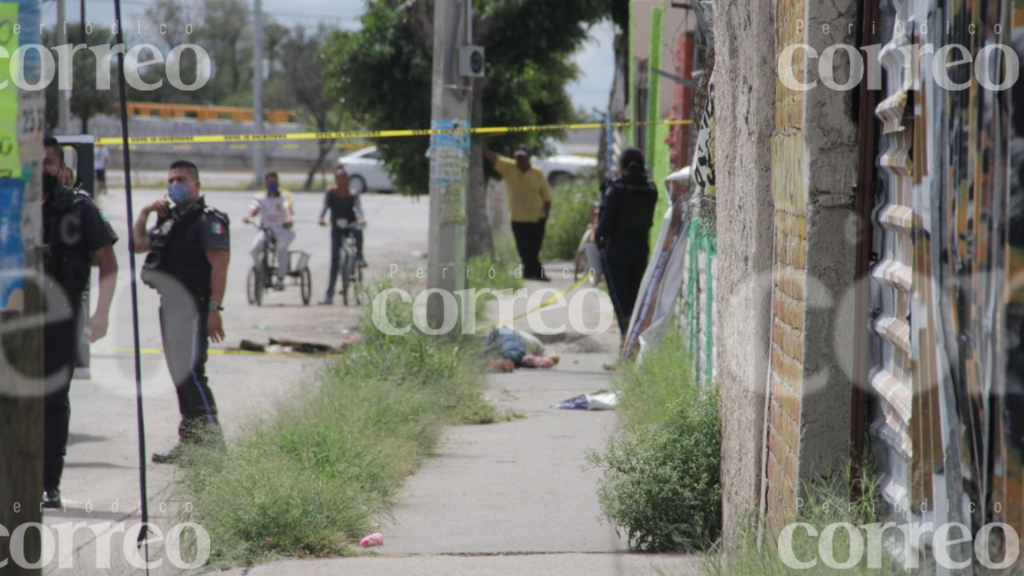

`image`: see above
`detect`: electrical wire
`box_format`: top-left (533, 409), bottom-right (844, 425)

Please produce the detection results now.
top-left (111, 0), bottom-right (152, 571)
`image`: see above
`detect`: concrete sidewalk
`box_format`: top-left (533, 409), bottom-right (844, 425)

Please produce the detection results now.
top-left (232, 352), bottom-right (699, 576)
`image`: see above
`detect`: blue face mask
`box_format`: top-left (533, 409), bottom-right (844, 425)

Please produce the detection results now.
top-left (168, 182), bottom-right (191, 205)
top-left (267, 182), bottom-right (280, 195)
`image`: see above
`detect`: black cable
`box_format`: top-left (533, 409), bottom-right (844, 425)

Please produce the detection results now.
top-left (111, 0), bottom-right (151, 571)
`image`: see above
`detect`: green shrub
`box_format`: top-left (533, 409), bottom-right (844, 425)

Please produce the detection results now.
top-left (588, 329), bottom-right (722, 552)
top-left (176, 285), bottom-right (500, 566)
top-left (541, 178), bottom-right (601, 261)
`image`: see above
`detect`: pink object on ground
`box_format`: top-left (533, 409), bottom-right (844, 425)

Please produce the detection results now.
top-left (359, 532), bottom-right (384, 548)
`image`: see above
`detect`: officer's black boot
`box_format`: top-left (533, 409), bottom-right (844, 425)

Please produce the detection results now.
top-left (42, 487), bottom-right (62, 509)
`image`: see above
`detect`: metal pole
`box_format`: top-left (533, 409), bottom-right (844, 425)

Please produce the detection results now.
top-left (56, 0), bottom-right (71, 134)
top-left (79, 0), bottom-right (86, 135)
top-left (252, 0), bottom-right (265, 187)
top-left (426, 0), bottom-right (472, 328)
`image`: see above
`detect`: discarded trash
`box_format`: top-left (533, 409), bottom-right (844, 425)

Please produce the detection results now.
top-left (554, 391), bottom-right (619, 411)
top-left (253, 323), bottom-right (272, 330)
top-left (359, 532), bottom-right (384, 548)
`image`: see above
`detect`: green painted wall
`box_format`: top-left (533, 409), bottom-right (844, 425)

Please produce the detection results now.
top-left (627, 1), bottom-right (637, 148)
top-left (646, 4), bottom-right (668, 249)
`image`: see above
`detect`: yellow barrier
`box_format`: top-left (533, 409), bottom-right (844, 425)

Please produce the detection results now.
top-left (97, 119), bottom-right (692, 147)
top-left (126, 102), bottom-right (296, 124)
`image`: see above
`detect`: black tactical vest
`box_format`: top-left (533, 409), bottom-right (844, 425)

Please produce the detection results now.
top-left (43, 187), bottom-right (93, 307)
top-left (142, 201), bottom-right (227, 300)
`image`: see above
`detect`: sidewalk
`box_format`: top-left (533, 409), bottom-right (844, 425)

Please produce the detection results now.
top-left (231, 277), bottom-right (700, 575)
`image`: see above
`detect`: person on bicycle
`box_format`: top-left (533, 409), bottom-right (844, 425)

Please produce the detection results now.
top-left (318, 167), bottom-right (366, 305)
top-left (243, 171), bottom-right (295, 290)
top-left (596, 148), bottom-right (658, 336)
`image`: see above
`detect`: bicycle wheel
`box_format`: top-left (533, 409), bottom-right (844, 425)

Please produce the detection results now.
top-left (574, 229), bottom-right (590, 281)
top-left (247, 267), bottom-right (257, 304)
top-left (300, 267), bottom-right (312, 306)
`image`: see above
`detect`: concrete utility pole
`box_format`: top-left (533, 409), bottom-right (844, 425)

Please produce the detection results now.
top-left (56, 0), bottom-right (71, 133)
top-left (1, 1), bottom-right (46, 572)
top-left (426, 0), bottom-right (472, 327)
top-left (252, 0), bottom-right (265, 187)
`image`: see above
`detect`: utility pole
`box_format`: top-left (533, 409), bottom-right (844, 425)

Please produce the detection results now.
top-left (252, 0), bottom-right (265, 187)
top-left (56, 0), bottom-right (71, 134)
top-left (1, 0), bottom-right (46, 572)
top-left (426, 0), bottom-right (472, 328)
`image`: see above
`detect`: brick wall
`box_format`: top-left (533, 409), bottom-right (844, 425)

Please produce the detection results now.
top-left (765, 0), bottom-right (808, 529)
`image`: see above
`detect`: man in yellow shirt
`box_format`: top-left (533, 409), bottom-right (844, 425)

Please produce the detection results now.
top-left (484, 146), bottom-right (553, 281)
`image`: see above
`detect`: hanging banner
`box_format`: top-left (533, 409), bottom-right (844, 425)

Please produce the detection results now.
top-left (623, 76), bottom-right (715, 361)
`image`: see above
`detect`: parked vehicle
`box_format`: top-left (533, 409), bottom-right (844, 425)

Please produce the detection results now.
top-left (336, 146), bottom-right (395, 193)
top-left (534, 139), bottom-right (598, 187)
top-left (337, 141), bottom-right (598, 193)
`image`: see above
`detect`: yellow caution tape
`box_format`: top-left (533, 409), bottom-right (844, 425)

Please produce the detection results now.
top-left (96, 119), bottom-right (692, 147)
top-left (476, 275), bottom-right (591, 334)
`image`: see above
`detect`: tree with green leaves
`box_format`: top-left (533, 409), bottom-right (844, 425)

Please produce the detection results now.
top-left (137, 0), bottom-right (252, 104)
top-left (265, 25), bottom-right (352, 188)
top-left (321, 0), bottom-right (609, 257)
top-left (43, 25), bottom-right (118, 134)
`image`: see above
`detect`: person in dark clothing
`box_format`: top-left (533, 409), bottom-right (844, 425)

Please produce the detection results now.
top-left (133, 160), bottom-right (230, 464)
top-left (596, 148), bottom-right (659, 336)
top-left (41, 137), bottom-right (119, 508)
top-left (318, 167), bottom-right (367, 305)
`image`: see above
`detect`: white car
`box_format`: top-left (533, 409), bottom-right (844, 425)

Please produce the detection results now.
top-left (337, 142), bottom-right (598, 193)
top-left (336, 146), bottom-right (395, 193)
top-left (534, 139), bottom-right (599, 187)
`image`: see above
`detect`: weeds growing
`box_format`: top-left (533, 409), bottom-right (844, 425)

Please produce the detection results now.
top-left (541, 178), bottom-right (602, 261)
top-left (175, 283), bottom-right (503, 566)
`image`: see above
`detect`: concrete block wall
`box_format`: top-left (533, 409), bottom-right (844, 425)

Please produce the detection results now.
top-left (713, 0), bottom-right (776, 547)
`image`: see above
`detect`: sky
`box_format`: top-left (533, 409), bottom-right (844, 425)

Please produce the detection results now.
top-left (43, 0), bottom-right (613, 112)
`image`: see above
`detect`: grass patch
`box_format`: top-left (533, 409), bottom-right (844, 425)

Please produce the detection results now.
top-left (540, 178), bottom-right (601, 261)
top-left (701, 468), bottom-right (901, 575)
top-left (467, 238), bottom-right (525, 323)
top-left (175, 285), bottom-right (505, 566)
top-left (587, 327), bottom-right (722, 552)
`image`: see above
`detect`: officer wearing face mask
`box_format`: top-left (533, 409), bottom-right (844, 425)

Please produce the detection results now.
top-left (41, 137), bottom-right (119, 507)
top-left (132, 160), bottom-right (230, 464)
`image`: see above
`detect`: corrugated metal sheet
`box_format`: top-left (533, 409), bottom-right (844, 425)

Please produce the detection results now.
top-left (868, 0), bottom-right (1019, 568)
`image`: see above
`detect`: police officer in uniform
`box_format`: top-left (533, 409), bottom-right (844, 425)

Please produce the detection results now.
top-left (41, 137), bottom-right (119, 507)
top-left (132, 160), bottom-right (230, 464)
top-left (596, 148), bottom-right (658, 336)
